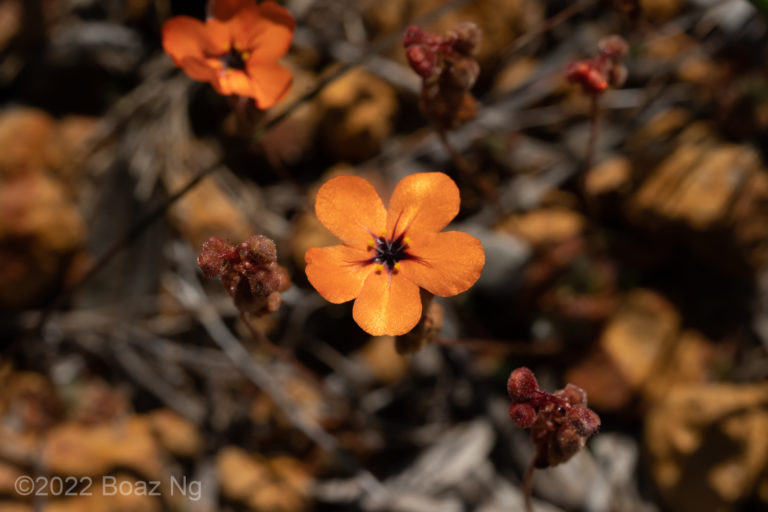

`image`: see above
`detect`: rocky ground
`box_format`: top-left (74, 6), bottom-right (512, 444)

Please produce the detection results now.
top-left (2, 0), bottom-right (768, 511)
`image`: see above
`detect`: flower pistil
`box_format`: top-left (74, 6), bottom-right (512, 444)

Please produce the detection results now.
top-left (359, 220), bottom-right (424, 276)
top-left (219, 45), bottom-right (248, 71)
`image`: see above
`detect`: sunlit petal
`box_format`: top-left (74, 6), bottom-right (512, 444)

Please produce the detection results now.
top-left (229, 2), bottom-right (295, 63)
top-left (305, 245), bottom-right (374, 304)
top-left (353, 271), bottom-right (422, 336)
top-left (315, 175), bottom-right (387, 249)
top-left (247, 62), bottom-right (293, 109)
top-left (386, 172), bottom-right (460, 238)
top-left (399, 231), bottom-right (485, 297)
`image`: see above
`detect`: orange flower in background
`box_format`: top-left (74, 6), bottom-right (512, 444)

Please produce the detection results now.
top-left (305, 173), bottom-right (485, 336)
top-left (162, 1), bottom-right (294, 109)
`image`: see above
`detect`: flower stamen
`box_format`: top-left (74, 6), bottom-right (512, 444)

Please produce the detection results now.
top-left (219, 46), bottom-right (247, 71)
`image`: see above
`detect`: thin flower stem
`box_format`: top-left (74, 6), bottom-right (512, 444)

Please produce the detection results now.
top-left (585, 94), bottom-right (600, 173)
top-left (522, 458), bottom-right (536, 512)
top-left (581, 94), bottom-right (600, 214)
top-left (435, 128), bottom-right (502, 215)
top-left (436, 128), bottom-right (475, 177)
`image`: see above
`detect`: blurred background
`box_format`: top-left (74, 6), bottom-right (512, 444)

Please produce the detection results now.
top-left (2, 0), bottom-right (768, 511)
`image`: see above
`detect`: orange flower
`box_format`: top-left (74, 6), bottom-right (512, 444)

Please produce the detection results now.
top-left (162, 1), bottom-right (294, 109)
top-left (305, 173), bottom-right (485, 336)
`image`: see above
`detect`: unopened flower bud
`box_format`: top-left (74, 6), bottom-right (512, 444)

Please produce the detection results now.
top-left (566, 34), bottom-right (628, 96)
top-left (566, 406), bottom-right (601, 437)
top-left (241, 234), bottom-right (277, 266)
top-left (197, 237), bottom-right (233, 278)
top-left (507, 367), bottom-right (538, 402)
top-left (566, 61), bottom-right (608, 95)
top-left (555, 383), bottom-right (588, 406)
top-left (403, 25), bottom-right (425, 47)
top-left (509, 403), bottom-right (536, 428)
top-left (451, 22), bottom-right (481, 56)
top-left (405, 45), bottom-right (438, 79)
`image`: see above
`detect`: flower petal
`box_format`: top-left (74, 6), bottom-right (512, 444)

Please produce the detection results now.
top-left (247, 62), bottom-right (293, 109)
top-left (229, 2), bottom-right (295, 63)
top-left (315, 175), bottom-right (387, 249)
top-left (386, 172), bottom-right (460, 238)
top-left (162, 16), bottom-right (210, 63)
top-left (178, 57), bottom-right (219, 82)
top-left (212, 0), bottom-right (251, 21)
top-left (204, 18), bottom-right (236, 55)
top-left (399, 231), bottom-right (485, 297)
top-left (212, 69), bottom-right (254, 97)
top-left (305, 245), bottom-right (374, 304)
top-left (353, 271), bottom-right (422, 336)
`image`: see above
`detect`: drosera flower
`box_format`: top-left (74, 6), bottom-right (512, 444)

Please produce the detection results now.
top-left (161, 0), bottom-right (295, 109)
top-left (304, 172), bottom-right (485, 336)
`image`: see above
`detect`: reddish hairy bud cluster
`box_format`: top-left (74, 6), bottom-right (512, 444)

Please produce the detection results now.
top-left (565, 35), bottom-right (628, 96)
top-left (197, 235), bottom-right (290, 316)
top-left (507, 367), bottom-right (600, 468)
top-left (403, 23), bottom-right (482, 130)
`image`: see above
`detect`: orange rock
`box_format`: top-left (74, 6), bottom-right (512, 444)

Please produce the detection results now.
top-left (631, 143), bottom-right (760, 230)
top-left (643, 330), bottom-right (715, 403)
top-left (0, 461), bottom-right (26, 498)
top-left (43, 474), bottom-right (162, 512)
top-left (0, 173), bottom-right (86, 309)
top-left (0, 108), bottom-right (53, 179)
top-left (645, 382), bottom-right (768, 511)
top-left (217, 447), bottom-right (311, 512)
top-left (0, 503), bottom-right (31, 512)
top-left (168, 175), bottom-right (253, 250)
top-left (585, 156), bottom-right (631, 197)
top-left (217, 447), bottom-right (271, 503)
top-left (42, 418), bottom-right (164, 480)
top-left (640, 0), bottom-right (684, 22)
top-left (499, 208), bottom-right (585, 248)
top-left (148, 409), bottom-right (202, 459)
top-left (567, 289), bottom-right (680, 411)
top-left (317, 70), bottom-right (398, 162)
top-left (0, 1), bottom-right (22, 53)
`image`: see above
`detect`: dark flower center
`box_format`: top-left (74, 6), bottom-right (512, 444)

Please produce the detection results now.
top-left (220, 46), bottom-right (247, 70)
top-left (368, 231), bottom-right (414, 272)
